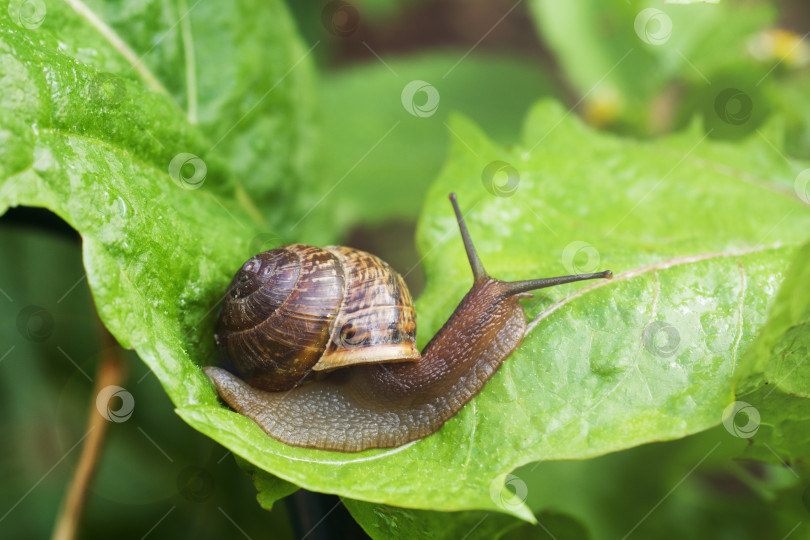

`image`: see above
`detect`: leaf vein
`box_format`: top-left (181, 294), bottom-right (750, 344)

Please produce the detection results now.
top-left (61, 0), bottom-right (170, 96)
top-left (588, 271), bottom-right (659, 411)
top-left (462, 402), bottom-right (477, 475)
top-left (505, 366), bottom-right (534, 417)
top-left (730, 261), bottom-right (747, 375)
top-left (178, 0), bottom-right (198, 122)
top-left (526, 244), bottom-right (785, 335)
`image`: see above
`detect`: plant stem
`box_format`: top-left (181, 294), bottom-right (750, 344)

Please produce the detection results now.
top-left (52, 325), bottom-right (127, 540)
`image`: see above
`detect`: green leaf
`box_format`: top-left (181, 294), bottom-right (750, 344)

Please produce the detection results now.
top-left (740, 241), bottom-right (810, 394)
top-left (54, 0), bottom-right (318, 229)
top-left (4, 0), bottom-right (810, 518)
top-left (772, 71), bottom-right (810, 159)
top-left (0, 0), bottom-right (309, 503)
top-left (239, 459), bottom-right (299, 510)
top-left (302, 52), bottom-right (558, 241)
top-left (511, 429), bottom-right (805, 539)
top-left (738, 387), bottom-right (810, 467)
top-left (0, 0), bottom-right (319, 368)
top-left (343, 500), bottom-right (521, 540)
top-left (734, 241), bottom-right (810, 465)
top-left (185, 99), bottom-right (809, 521)
top-left (528, 0), bottom-right (775, 132)
top-left (346, 429), bottom-right (807, 540)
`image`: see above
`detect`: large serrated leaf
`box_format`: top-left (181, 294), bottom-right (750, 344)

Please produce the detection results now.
top-left (732, 242), bottom-right (810, 466)
top-left (3, 0), bottom-right (810, 520)
top-left (184, 101), bottom-right (809, 520)
top-left (44, 0), bottom-right (319, 230)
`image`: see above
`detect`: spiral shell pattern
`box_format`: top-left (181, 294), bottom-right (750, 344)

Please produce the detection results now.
top-left (215, 244), bottom-right (419, 391)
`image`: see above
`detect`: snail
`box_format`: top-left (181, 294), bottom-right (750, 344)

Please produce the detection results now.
top-left (203, 194), bottom-right (612, 452)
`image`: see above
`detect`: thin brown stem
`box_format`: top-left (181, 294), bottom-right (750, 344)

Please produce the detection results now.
top-left (52, 324), bottom-right (127, 540)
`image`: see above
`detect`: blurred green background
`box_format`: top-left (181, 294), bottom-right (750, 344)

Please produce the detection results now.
top-left (2, 0), bottom-right (810, 538)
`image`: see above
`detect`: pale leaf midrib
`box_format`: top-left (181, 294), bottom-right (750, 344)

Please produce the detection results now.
top-left (178, 0), bottom-right (198, 123)
top-left (62, 0), bottom-right (172, 97)
top-left (526, 243), bottom-right (787, 335)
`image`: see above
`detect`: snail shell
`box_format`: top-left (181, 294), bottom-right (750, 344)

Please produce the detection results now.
top-left (214, 245), bottom-right (420, 392)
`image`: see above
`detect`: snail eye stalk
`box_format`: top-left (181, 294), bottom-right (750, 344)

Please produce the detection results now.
top-left (448, 192), bottom-right (612, 294)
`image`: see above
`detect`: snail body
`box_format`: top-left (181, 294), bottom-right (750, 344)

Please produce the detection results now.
top-left (204, 194), bottom-right (612, 452)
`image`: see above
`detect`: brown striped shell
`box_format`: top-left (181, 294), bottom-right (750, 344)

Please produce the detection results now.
top-left (214, 244), bottom-right (419, 391)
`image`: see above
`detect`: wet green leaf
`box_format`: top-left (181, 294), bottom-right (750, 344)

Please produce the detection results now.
top-left (343, 500), bottom-right (520, 540)
top-left (239, 459), bottom-right (299, 510)
top-left (3, 0), bottom-right (810, 523)
top-left (735, 241), bottom-right (810, 466)
top-left (185, 100), bottom-right (809, 521)
top-left (40, 0), bottom-right (319, 230)
top-left (529, 0), bottom-right (775, 133)
top-left (343, 428), bottom-right (808, 540)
